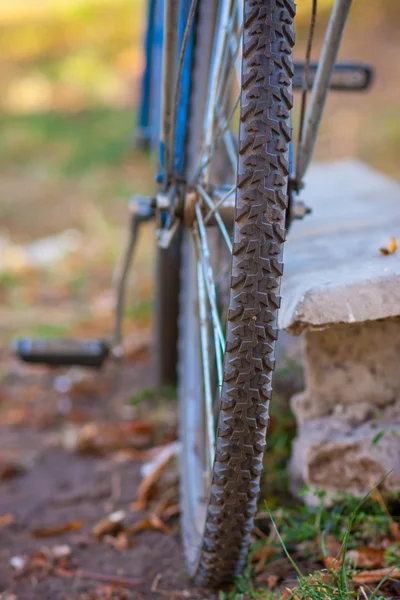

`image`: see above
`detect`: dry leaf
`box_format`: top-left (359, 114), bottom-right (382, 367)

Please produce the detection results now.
top-left (324, 556), bottom-right (342, 571)
top-left (267, 574), bottom-right (279, 590)
top-left (0, 513), bottom-right (15, 530)
top-left (0, 459), bottom-right (26, 480)
top-left (251, 544), bottom-right (276, 573)
top-left (347, 547), bottom-right (385, 569)
top-left (390, 521), bottom-right (400, 540)
top-left (353, 566), bottom-right (400, 584)
top-left (148, 514), bottom-right (171, 534)
top-left (92, 510), bottom-right (126, 538)
top-left (32, 519), bottom-right (85, 538)
top-left (48, 545), bottom-right (72, 559)
top-left (130, 442), bottom-right (179, 511)
top-left (63, 423), bottom-right (103, 456)
top-left (110, 531), bottom-right (130, 551)
top-left (379, 236), bottom-right (398, 256)
top-left (161, 504), bottom-right (180, 520)
top-left (282, 588), bottom-right (300, 600)
top-left (127, 515), bottom-right (170, 535)
top-left (321, 534), bottom-right (342, 557)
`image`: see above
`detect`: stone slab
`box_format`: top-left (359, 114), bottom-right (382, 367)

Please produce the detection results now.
top-left (290, 417), bottom-right (400, 504)
top-left (279, 159), bottom-right (400, 333)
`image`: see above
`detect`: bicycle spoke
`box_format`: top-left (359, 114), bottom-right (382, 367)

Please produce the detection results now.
top-left (194, 203), bottom-right (226, 350)
top-left (236, 0), bottom-right (243, 30)
top-left (193, 230), bottom-right (216, 469)
top-left (193, 231), bottom-right (224, 394)
top-left (204, 185), bottom-right (236, 224)
top-left (197, 186), bottom-right (232, 253)
top-left (228, 24), bottom-right (242, 87)
top-left (222, 128), bottom-right (238, 173)
top-left (203, 0), bottom-right (236, 170)
top-left (195, 91), bottom-right (240, 180)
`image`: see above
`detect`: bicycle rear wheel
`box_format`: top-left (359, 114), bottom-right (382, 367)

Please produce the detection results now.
top-left (178, 0), bottom-right (295, 586)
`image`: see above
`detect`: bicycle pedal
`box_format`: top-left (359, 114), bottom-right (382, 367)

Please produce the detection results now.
top-left (293, 62), bottom-right (373, 92)
top-left (13, 338), bottom-right (110, 368)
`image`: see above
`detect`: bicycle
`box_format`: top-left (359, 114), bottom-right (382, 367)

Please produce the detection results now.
top-left (15, 0), bottom-right (373, 587)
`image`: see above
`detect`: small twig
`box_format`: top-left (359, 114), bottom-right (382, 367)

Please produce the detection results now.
top-left (151, 574), bottom-right (162, 592)
top-left (254, 511), bottom-right (270, 520)
top-left (370, 482), bottom-right (392, 521)
top-left (253, 525), bottom-right (268, 541)
top-left (151, 573), bottom-right (195, 598)
top-left (57, 569), bottom-right (143, 587)
top-left (105, 471), bottom-right (122, 512)
top-left (360, 586), bottom-right (369, 600)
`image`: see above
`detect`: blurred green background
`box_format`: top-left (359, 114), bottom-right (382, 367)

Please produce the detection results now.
top-left (0, 0), bottom-right (399, 340)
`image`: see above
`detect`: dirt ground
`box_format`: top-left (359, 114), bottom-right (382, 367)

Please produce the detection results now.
top-left (0, 337), bottom-right (199, 600)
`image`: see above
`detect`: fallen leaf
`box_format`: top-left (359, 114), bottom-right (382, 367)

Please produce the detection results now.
top-left (151, 573), bottom-right (195, 598)
top-left (282, 588), bottom-right (299, 600)
top-left (46, 545), bottom-right (72, 560)
top-left (76, 584), bottom-right (131, 600)
top-left (0, 513), bottom-right (15, 530)
top-left (149, 514), bottom-right (171, 534)
top-left (63, 423), bottom-right (103, 456)
top-left (267, 574), bottom-right (279, 590)
top-left (161, 504), bottom-right (180, 520)
top-left (120, 420), bottom-right (154, 436)
top-left (127, 515), bottom-right (170, 535)
top-left (320, 534), bottom-right (342, 558)
top-left (32, 519), bottom-right (85, 538)
top-left (130, 442), bottom-right (179, 511)
top-left (347, 547), bottom-right (385, 569)
top-left (353, 566), bottom-right (400, 584)
top-left (379, 236), bottom-right (398, 256)
top-left (105, 531), bottom-right (130, 551)
top-left (324, 556), bottom-right (342, 571)
top-left (251, 544), bottom-right (276, 573)
top-left (390, 521), bottom-right (400, 540)
top-left (92, 510), bottom-right (126, 539)
top-left (0, 459), bottom-right (26, 480)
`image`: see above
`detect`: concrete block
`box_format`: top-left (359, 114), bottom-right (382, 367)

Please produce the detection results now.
top-left (281, 160), bottom-right (400, 500)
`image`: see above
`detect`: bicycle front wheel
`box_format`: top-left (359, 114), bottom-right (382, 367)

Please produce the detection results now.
top-left (179, 0), bottom-right (295, 586)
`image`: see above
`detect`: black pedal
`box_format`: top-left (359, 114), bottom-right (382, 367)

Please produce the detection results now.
top-left (293, 62), bottom-right (373, 92)
top-left (13, 338), bottom-right (110, 368)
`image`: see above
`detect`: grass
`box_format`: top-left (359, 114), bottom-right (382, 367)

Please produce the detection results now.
top-left (217, 386), bottom-right (400, 600)
top-left (0, 108), bottom-right (138, 176)
top-left (26, 323), bottom-right (74, 339)
top-left (224, 483), bottom-right (400, 600)
top-left (130, 385), bottom-right (177, 406)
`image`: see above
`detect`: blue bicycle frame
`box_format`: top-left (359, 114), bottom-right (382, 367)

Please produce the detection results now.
top-left (137, 0), bottom-right (355, 191)
top-left (137, 0), bottom-right (196, 180)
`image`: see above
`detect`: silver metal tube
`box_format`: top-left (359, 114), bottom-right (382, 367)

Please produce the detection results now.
top-left (203, 0), bottom-right (233, 162)
top-left (296, 0), bottom-right (353, 181)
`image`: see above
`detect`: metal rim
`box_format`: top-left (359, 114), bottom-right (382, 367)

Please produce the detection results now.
top-left (179, 0), bottom-right (243, 574)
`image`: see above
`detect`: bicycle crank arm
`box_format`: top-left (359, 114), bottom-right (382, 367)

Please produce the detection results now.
top-left (293, 62), bottom-right (373, 92)
top-left (13, 338), bottom-right (110, 368)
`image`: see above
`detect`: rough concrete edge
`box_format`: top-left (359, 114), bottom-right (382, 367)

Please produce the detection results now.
top-left (279, 272), bottom-right (400, 335)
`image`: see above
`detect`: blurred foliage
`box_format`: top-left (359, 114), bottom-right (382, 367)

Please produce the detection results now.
top-left (0, 0), bottom-right (144, 112)
top-left (0, 0), bottom-right (399, 340)
top-left (0, 108), bottom-right (136, 175)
